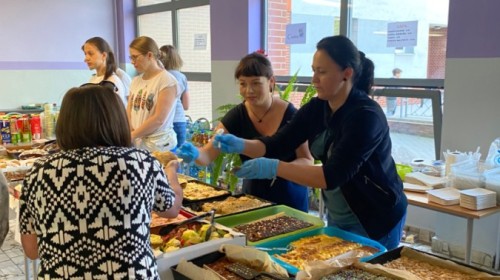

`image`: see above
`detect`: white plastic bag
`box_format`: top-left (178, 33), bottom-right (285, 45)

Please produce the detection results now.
top-left (485, 137), bottom-right (500, 169)
top-left (484, 167), bottom-right (500, 204)
top-left (448, 159), bottom-right (484, 190)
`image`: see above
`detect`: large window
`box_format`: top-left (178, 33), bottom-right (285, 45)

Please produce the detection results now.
top-left (266, 0), bottom-right (448, 160)
top-left (136, 0), bottom-right (212, 121)
top-left (267, 0), bottom-right (449, 79)
top-left (137, 11), bottom-right (173, 46)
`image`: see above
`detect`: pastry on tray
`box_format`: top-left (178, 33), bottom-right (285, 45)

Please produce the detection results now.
top-left (234, 215), bottom-right (313, 242)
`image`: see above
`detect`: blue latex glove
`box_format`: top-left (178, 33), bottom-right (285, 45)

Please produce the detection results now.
top-left (176, 142), bottom-right (200, 163)
top-left (235, 158), bottom-right (278, 179)
top-left (213, 134), bottom-right (244, 154)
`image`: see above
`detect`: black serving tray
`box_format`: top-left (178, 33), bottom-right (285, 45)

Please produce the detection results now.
top-left (171, 251), bottom-right (226, 280)
top-left (171, 250), bottom-right (293, 280)
top-left (183, 193), bottom-right (275, 219)
top-left (181, 179), bottom-right (231, 205)
top-left (367, 246), bottom-right (500, 276)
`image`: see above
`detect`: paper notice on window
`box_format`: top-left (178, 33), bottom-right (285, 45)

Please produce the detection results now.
top-left (194, 33), bottom-right (207, 50)
top-left (285, 23), bottom-right (306, 44)
top-left (387, 21), bottom-right (418, 48)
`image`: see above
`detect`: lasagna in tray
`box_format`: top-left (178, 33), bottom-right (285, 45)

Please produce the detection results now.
top-left (275, 234), bottom-right (364, 270)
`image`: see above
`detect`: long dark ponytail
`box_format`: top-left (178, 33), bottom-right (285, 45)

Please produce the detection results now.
top-left (82, 37), bottom-right (117, 80)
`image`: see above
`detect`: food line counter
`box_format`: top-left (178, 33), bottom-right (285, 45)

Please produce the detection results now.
top-left (3, 147), bottom-right (500, 278)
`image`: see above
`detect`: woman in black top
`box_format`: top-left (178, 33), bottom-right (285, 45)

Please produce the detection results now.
top-left (177, 52), bottom-right (313, 211)
top-left (214, 36), bottom-right (407, 250)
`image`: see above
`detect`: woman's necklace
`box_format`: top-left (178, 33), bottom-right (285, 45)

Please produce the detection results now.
top-left (247, 97), bottom-right (274, 123)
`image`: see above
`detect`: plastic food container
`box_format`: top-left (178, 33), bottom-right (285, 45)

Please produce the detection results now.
top-left (257, 227), bottom-right (387, 275)
top-left (215, 205), bottom-right (324, 245)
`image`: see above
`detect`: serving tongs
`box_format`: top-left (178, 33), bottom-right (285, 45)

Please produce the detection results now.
top-left (203, 209), bottom-right (216, 241)
top-left (159, 211), bottom-right (212, 236)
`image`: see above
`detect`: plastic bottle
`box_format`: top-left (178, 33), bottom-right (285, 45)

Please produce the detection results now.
top-left (10, 117), bottom-right (20, 144)
top-left (485, 137), bottom-right (500, 169)
top-left (43, 103), bottom-right (55, 139)
top-left (21, 116), bottom-right (31, 143)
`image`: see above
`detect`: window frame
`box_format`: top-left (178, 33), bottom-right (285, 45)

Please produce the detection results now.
top-left (135, 0), bottom-right (211, 82)
top-left (268, 0), bottom-right (446, 159)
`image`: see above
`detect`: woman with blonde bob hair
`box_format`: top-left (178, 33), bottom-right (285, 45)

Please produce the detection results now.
top-left (19, 85), bottom-right (182, 279)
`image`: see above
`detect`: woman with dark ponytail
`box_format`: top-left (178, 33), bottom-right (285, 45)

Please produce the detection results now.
top-left (213, 35), bottom-right (407, 250)
top-left (82, 37), bottom-right (127, 105)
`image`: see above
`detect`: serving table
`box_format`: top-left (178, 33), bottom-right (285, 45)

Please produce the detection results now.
top-left (404, 191), bottom-right (500, 268)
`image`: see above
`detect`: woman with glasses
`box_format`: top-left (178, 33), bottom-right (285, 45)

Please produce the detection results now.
top-left (127, 36), bottom-right (180, 152)
top-left (82, 37), bottom-right (128, 105)
top-left (159, 45), bottom-right (190, 148)
top-left (19, 85), bottom-right (183, 279)
top-left (177, 52), bottom-right (313, 212)
top-left (213, 36), bottom-right (407, 250)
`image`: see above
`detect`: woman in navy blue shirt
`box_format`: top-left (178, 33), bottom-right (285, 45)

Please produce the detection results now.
top-left (213, 36), bottom-right (407, 250)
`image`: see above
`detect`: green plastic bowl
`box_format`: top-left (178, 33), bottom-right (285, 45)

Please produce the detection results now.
top-left (396, 164), bottom-right (413, 181)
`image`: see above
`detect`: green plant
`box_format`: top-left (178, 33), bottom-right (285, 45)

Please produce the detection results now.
top-left (211, 152), bottom-right (242, 192)
top-left (277, 70), bottom-right (299, 101)
top-left (301, 83), bottom-right (317, 106)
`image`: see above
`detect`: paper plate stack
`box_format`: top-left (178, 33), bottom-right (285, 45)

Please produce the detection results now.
top-left (459, 188), bottom-right (497, 210)
top-left (427, 187), bottom-right (460, 205)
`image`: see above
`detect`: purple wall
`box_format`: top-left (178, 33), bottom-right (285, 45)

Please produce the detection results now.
top-left (447, 0), bottom-right (500, 58)
top-left (0, 1), bottom-right (121, 70)
top-left (116, 0), bottom-right (136, 63)
top-left (210, 0), bottom-right (262, 60)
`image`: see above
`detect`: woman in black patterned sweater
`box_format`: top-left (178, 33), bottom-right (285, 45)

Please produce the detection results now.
top-left (19, 84), bottom-right (183, 279)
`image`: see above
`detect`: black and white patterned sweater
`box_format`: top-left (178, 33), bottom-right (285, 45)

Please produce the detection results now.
top-left (19, 146), bottom-right (175, 279)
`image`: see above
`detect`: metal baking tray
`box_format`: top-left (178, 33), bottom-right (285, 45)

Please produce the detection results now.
top-left (181, 180), bottom-right (231, 205)
top-left (367, 246), bottom-right (500, 276)
top-left (183, 194), bottom-right (274, 218)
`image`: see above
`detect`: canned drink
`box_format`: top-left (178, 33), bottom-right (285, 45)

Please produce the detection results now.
top-left (0, 117), bottom-right (11, 144)
top-left (30, 114), bottom-right (42, 140)
top-left (10, 117), bottom-right (20, 144)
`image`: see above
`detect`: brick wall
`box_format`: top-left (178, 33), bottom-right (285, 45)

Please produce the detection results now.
top-left (267, 0), bottom-right (291, 76)
top-left (427, 27), bottom-right (447, 79)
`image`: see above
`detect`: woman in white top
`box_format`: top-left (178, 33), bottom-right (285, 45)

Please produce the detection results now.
top-left (82, 37), bottom-right (127, 105)
top-left (127, 36), bottom-right (180, 152)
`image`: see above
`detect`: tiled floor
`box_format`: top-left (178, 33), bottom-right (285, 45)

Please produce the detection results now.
top-left (0, 230), bottom-right (27, 280)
